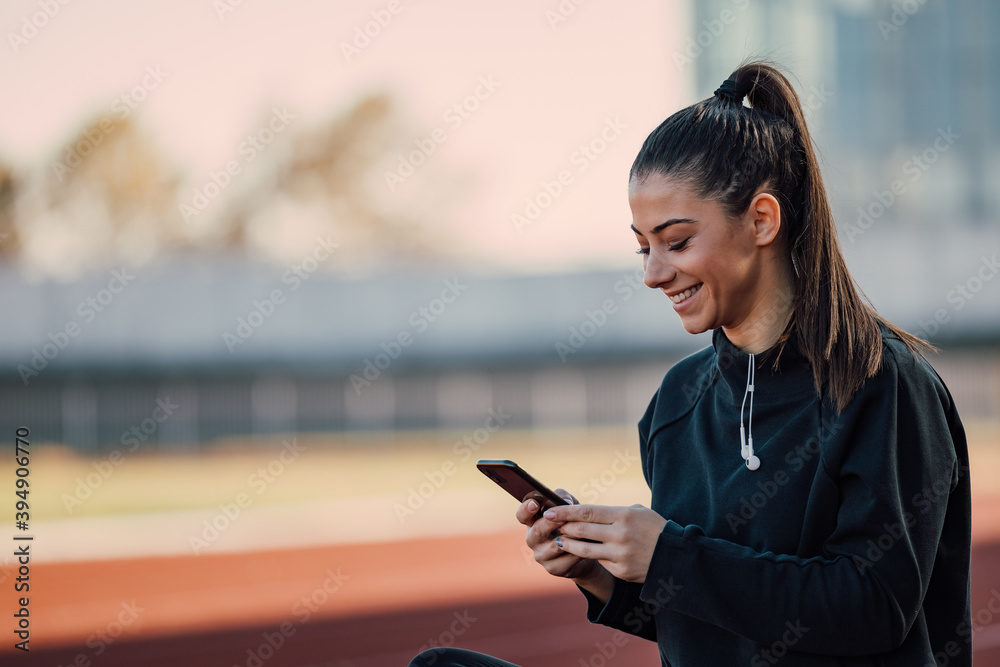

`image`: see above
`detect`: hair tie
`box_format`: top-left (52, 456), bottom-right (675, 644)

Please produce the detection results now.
top-left (714, 78), bottom-right (744, 104)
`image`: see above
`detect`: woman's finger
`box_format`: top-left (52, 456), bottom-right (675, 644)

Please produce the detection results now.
top-left (543, 503), bottom-right (620, 526)
top-left (515, 498), bottom-right (540, 527)
top-left (554, 488), bottom-right (579, 505)
top-left (558, 519), bottom-right (614, 544)
top-left (555, 534), bottom-right (611, 562)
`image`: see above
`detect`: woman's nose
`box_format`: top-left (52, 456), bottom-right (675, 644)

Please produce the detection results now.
top-left (643, 250), bottom-right (675, 289)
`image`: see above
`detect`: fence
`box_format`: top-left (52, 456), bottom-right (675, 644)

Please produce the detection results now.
top-left (3, 349), bottom-right (997, 452)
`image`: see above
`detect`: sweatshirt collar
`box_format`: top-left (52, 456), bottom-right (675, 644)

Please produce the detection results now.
top-left (711, 328), bottom-right (816, 402)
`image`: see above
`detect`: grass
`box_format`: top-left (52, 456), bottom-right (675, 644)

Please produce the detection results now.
top-left (5, 421), bottom-right (998, 523)
top-left (7, 426), bottom-right (649, 521)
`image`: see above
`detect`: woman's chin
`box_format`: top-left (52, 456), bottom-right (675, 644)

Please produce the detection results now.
top-left (678, 317), bottom-right (710, 335)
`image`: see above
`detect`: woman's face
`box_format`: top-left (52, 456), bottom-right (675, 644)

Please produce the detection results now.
top-left (629, 173), bottom-right (769, 337)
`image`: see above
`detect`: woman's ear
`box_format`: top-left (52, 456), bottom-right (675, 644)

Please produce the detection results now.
top-left (746, 192), bottom-right (782, 247)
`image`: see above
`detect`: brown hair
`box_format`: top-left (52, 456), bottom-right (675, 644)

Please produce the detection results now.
top-left (630, 60), bottom-right (930, 412)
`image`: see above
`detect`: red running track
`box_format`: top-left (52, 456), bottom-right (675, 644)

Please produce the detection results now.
top-left (10, 520), bottom-right (1000, 667)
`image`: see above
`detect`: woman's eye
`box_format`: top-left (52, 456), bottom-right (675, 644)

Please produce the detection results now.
top-left (635, 247), bottom-right (649, 255)
top-left (668, 238), bottom-right (689, 252)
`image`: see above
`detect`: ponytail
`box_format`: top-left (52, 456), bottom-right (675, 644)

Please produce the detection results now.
top-left (631, 60), bottom-right (930, 412)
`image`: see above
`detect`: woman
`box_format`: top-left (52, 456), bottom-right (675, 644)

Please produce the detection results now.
top-left (409, 61), bottom-right (971, 666)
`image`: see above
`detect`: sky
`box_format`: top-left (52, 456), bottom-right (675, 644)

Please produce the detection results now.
top-left (0, 0), bottom-right (688, 275)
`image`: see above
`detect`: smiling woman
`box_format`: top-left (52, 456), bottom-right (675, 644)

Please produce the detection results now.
top-left (624, 62), bottom-right (933, 414)
top-left (408, 61), bottom-right (972, 667)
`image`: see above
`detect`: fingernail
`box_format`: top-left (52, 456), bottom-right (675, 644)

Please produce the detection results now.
top-left (543, 509), bottom-right (556, 520)
top-left (526, 500), bottom-right (538, 512)
top-left (555, 537), bottom-right (563, 549)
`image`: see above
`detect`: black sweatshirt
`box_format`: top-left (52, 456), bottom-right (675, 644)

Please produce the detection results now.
top-left (584, 327), bottom-right (971, 666)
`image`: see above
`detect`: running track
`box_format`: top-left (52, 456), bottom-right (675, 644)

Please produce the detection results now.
top-left (13, 500), bottom-right (1000, 667)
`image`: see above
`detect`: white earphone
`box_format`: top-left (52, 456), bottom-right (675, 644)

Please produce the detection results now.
top-left (739, 353), bottom-right (761, 471)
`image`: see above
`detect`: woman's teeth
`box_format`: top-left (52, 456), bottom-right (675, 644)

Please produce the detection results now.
top-left (670, 284), bottom-right (702, 304)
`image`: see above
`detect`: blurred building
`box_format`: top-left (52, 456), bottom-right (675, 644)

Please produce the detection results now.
top-left (2, 250), bottom-right (998, 452)
top-left (0, 257), bottom-right (682, 450)
top-left (690, 0), bottom-right (1000, 229)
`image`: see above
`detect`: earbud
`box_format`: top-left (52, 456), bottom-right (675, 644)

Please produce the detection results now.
top-left (745, 435), bottom-right (759, 470)
top-left (739, 353), bottom-right (760, 472)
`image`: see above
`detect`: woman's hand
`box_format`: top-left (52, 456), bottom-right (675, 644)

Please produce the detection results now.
top-left (543, 503), bottom-right (667, 584)
top-left (517, 490), bottom-right (613, 599)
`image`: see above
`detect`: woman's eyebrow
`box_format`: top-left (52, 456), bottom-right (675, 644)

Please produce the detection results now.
top-left (630, 218), bottom-right (696, 236)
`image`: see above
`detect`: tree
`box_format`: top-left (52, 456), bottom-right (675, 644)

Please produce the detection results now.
top-left (7, 90), bottom-right (466, 279)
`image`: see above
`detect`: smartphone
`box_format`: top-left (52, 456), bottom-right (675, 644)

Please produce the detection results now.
top-left (476, 459), bottom-right (569, 511)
